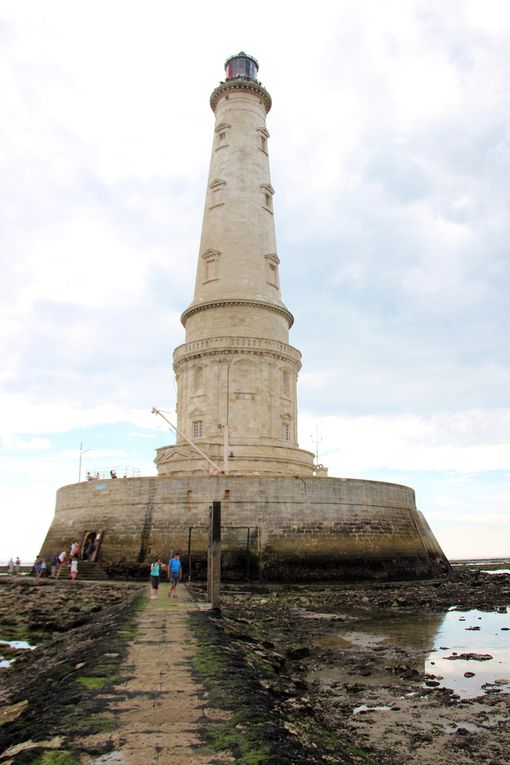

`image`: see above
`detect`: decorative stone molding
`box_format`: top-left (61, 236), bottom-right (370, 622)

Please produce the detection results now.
top-left (215, 122), bottom-right (231, 133)
top-left (173, 336), bottom-right (302, 370)
top-left (181, 299), bottom-right (294, 328)
top-left (173, 348), bottom-right (301, 373)
top-left (210, 79), bottom-right (272, 113)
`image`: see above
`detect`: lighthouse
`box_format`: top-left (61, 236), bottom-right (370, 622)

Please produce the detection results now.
top-left (40, 54), bottom-right (449, 581)
top-left (156, 53), bottom-right (315, 477)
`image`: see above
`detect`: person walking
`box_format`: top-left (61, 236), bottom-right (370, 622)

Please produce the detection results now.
top-left (49, 553), bottom-right (58, 577)
top-left (35, 558), bottom-right (46, 583)
top-left (14, 557), bottom-right (21, 575)
top-left (7, 558), bottom-right (14, 575)
top-left (149, 558), bottom-right (162, 599)
top-left (168, 552), bottom-right (182, 598)
top-left (55, 550), bottom-right (67, 578)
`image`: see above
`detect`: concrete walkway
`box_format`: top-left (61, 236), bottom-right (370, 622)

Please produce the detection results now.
top-left (89, 582), bottom-right (234, 764)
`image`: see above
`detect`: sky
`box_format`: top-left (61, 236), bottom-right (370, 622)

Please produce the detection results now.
top-left (1, 0), bottom-right (509, 562)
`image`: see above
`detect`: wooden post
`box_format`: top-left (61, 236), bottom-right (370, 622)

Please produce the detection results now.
top-left (207, 508), bottom-right (212, 602)
top-left (246, 527), bottom-right (250, 580)
top-left (187, 527), bottom-right (192, 582)
top-left (210, 501), bottom-right (221, 611)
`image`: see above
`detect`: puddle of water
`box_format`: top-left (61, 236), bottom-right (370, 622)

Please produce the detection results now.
top-left (353, 704), bottom-right (392, 714)
top-left (481, 570), bottom-right (510, 575)
top-left (0, 639), bottom-right (37, 670)
top-left (424, 608), bottom-right (510, 699)
top-left (0, 640), bottom-right (37, 650)
top-left (315, 635), bottom-right (352, 649)
top-left (312, 607), bottom-right (510, 700)
top-left (348, 612), bottom-right (446, 652)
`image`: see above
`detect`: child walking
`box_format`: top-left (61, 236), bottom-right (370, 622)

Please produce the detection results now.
top-left (70, 554), bottom-right (79, 581)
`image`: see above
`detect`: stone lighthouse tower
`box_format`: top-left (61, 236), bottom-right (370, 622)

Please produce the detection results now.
top-left (40, 53), bottom-right (449, 581)
top-left (156, 52), bottom-right (315, 477)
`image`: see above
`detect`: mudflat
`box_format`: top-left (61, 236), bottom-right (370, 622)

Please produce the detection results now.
top-left (213, 568), bottom-right (510, 764)
top-left (0, 569), bottom-right (509, 764)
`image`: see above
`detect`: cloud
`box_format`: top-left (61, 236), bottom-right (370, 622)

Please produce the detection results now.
top-left (298, 410), bottom-right (510, 475)
top-left (1, 436), bottom-right (51, 451)
top-left (0, 0), bottom-right (509, 560)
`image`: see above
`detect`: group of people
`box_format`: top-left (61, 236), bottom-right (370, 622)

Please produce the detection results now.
top-left (6, 557), bottom-right (21, 575)
top-left (149, 553), bottom-right (182, 600)
top-left (27, 537), bottom-right (99, 583)
top-left (31, 548), bottom-right (80, 581)
top-left (85, 470), bottom-right (126, 480)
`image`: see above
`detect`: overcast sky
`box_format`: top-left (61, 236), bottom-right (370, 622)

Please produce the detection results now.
top-left (1, 0), bottom-right (509, 562)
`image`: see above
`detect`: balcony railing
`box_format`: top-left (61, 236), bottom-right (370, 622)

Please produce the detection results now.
top-left (84, 466), bottom-right (141, 481)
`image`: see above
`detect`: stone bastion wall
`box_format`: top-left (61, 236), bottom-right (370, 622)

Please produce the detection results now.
top-left (40, 475), bottom-right (448, 581)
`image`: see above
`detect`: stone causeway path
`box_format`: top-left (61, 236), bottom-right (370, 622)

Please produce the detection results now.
top-left (89, 582), bottom-right (233, 765)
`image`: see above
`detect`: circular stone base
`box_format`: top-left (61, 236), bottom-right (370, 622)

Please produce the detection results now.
top-left (40, 474), bottom-right (448, 581)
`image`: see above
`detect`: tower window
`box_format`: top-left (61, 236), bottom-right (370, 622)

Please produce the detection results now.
top-left (205, 258), bottom-right (217, 281)
top-left (215, 122), bottom-right (231, 150)
top-left (209, 179), bottom-right (226, 208)
top-left (257, 127), bottom-right (270, 154)
top-left (193, 420), bottom-right (203, 439)
top-left (282, 422), bottom-right (290, 441)
top-left (265, 253), bottom-right (280, 288)
top-left (261, 183), bottom-right (274, 213)
top-left (201, 249), bottom-right (221, 282)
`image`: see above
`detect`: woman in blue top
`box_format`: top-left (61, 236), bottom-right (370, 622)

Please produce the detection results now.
top-left (150, 558), bottom-right (162, 599)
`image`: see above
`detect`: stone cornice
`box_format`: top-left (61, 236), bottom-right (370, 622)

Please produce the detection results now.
top-left (181, 299), bottom-right (294, 328)
top-left (173, 336), bottom-right (302, 371)
top-left (210, 79), bottom-right (272, 113)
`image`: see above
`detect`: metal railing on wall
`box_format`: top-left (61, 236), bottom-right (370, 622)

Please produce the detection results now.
top-left (84, 466), bottom-right (141, 481)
